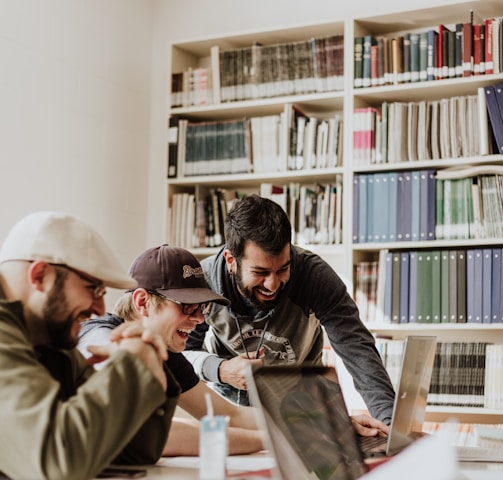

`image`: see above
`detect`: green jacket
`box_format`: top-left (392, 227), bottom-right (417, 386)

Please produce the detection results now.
top-left (0, 299), bottom-right (180, 480)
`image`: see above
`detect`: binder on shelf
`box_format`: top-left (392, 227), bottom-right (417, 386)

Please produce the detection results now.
top-left (448, 250), bottom-right (458, 323)
top-left (396, 171), bottom-right (412, 242)
top-left (391, 252), bottom-right (401, 324)
top-left (482, 248), bottom-right (493, 323)
top-left (399, 252), bottom-right (410, 324)
top-left (408, 251), bottom-right (418, 323)
top-left (431, 250), bottom-right (441, 323)
top-left (440, 251), bottom-right (450, 323)
top-left (492, 248), bottom-right (503, 323)
top-left (457, 249), bottom-right (467, 323)
top-left (352, 175), bottom-right (359, 243)
top-left (467, 249), bottom-right (483, 323)
top-left (383, 251), bottom-right (393, 323)
top-left (416, 251), bottom-right (433, 323)
top-left (484, 84), bottom-right (503, 154)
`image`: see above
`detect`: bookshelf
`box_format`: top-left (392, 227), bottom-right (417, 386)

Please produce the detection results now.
top-left (166, 0), bottom-right (503, 423)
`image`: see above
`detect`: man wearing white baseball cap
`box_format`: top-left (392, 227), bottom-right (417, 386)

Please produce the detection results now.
top-left (0, 212), bottom-right (180, 480)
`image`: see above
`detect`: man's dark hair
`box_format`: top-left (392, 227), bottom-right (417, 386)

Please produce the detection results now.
top-left (224, 194), bottom-right (292, 260)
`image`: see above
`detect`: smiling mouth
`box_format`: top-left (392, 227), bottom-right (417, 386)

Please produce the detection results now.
top-left (177, 328), bottom-right (192, 339)
top-left (256, 288), bottom-right (277, 298)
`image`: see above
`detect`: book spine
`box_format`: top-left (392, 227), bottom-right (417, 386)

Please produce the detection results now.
top-left (362, 35), bottom-right (374, 88)
top-left (354, 37), bottom-right (364, 88)
top-left (399, 252), bottom-right (410, 324)
top-left (482, 248), bottom-right (493, 323)
top-left (455, 23), bottom-right (463, 77)
top-left (410, 33), bottom-right (420, 82)
top-left (427, 29), bottom-right (438, 81)
top-left (485, 85), bottom-right (503, 154)
top-left (457, 249), bottom-right (467, 323)
top-left (403, 33), bottom-right (411, 83)
top-left (485, 18), bottom-right (494, 75)
top-left (462, 22), bottom-right (473, 77)
top-left (167, 117), bottom-right (180, 178)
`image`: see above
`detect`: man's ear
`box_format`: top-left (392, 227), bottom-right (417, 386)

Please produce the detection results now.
top-left (223, 248), bottom-right (236, 274)
top-left (132, 288), bottom-right (150, 314)
top-left (28, 261), bottom-right (53, 292)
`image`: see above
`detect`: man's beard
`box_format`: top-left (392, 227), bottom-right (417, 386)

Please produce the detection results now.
top-left (235, 262), bottom-right (282, 311)
top-left (42, 271), bottom-right (81, 350)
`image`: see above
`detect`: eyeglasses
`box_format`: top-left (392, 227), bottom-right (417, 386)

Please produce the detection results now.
top-left (54, 264), bottom-right (107, 300)
top-left (148, 290), bottom-right (213, 315)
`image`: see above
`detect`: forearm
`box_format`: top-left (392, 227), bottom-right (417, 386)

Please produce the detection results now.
top-left (163, 418), bottom-right (200, 456)
top-left (228, 427), bottom-right (264, 455)
top-left (227, 405), bottom-right (259, 430)
top-left (162, 418), bottom-right (264, 457)
top-left (183, 350), bottom-right (223, 383)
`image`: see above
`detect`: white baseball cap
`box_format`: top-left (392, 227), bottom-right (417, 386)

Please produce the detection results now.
top-left (0, 211), bottom-right (137, 290)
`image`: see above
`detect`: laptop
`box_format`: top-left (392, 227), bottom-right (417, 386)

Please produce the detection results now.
top-left (360, 335), bottom-right (437, 457)
top-left (245, 335), bottom-right (437, 479)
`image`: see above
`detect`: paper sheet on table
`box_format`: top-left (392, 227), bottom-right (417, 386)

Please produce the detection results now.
top-left (157, 454), bottom-right (276, 473)
top-left (362, 424), bottom-right (459, 480)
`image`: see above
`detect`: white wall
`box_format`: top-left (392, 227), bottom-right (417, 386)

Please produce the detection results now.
top-left (0, 0), bottom-right (155, 307)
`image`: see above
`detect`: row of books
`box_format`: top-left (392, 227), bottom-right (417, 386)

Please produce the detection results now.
top-left (376, 339), bottom-right (493, 408)
top-left (353, 169), bottom-right (436, 244)
top-left (170, 67), bottom-right (213, 109)
top-left (260, 181), bottom-right (343, 246)
top-left (429, 341), bottom-right (487, 407)
top-left (423, 422), bottom-right (503, 448)
top-left (377, 339), bottom-right (487, 407)
top-left (355, 247), bottom-right (503, 325)
top-left (352, 84), bottom-right (503, 166)
top-left (354, 167), bottom-right (503, 244)
top-left (168, 182), bottom-right (343, 249)
top-left (168, 189), bottom-right (246, 249)
top-left (171, 35), bottom-right (344, 108)
top-left (352, 93), bottom-right (482, 166)
top-left (167, 105), bottom-right (343, 178)
top-left (436, 168), bottom-right (503, 241)
top-left (354, 14), bottom-right (503, 88)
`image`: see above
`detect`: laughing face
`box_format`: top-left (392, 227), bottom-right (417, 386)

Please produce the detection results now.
top-left (226, 241), bottom-right (291, 311)
top-left (42, 264), bottom-right (106, 349)
top-left (143, 293), bottom-right (205, 353)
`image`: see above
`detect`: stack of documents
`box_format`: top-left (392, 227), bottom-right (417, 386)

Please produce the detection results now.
top-left (454, 424), bottom-right (503, 462)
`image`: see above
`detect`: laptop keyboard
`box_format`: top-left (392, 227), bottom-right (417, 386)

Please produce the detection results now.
top-left (359, 435), bottom-right (388, 451)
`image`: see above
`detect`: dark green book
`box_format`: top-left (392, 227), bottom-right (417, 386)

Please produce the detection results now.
top-left (440, 250), bottom-right (450, 323)
top-left (416, 250), bottom-right (433, 323)
top-left (410, 33), bottom-right (420, 82)
top-left (431, 250), bottom-right (441, 323)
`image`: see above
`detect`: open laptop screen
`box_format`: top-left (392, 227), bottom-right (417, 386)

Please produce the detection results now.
top-left (247, 365), bottom-right (368, 480)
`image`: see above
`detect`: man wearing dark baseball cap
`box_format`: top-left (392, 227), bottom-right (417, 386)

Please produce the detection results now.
top-left (0, 212), bottom-right (179, 480)
top-left (79, 244), bottom-right (263, 457)
top-left (128, 244), bottom-right (230, 306)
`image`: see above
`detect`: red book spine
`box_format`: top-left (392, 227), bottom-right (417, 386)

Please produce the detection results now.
top-left (473, 24), bottom-right (481, 75)
top-left (485, 18), bottom-right (494, 75)
top-left (462, 22), bottom-right (473, 77)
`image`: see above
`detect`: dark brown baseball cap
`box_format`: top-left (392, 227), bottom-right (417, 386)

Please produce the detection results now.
top-left (128, 244), bottom-right (229, 305)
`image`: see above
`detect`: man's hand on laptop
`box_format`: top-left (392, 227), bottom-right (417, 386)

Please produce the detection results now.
top-left (351, 414), bottom-right (389, 437)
